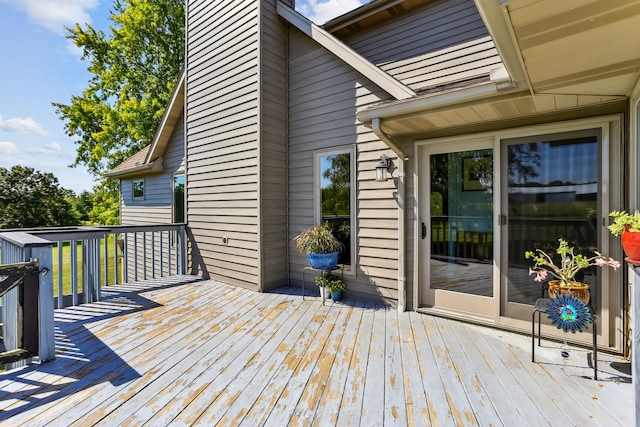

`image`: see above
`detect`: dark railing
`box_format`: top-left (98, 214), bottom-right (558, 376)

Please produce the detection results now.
top-left (0, 261), bottom-right (40, 366)
top-left (431, 216), bottom-right (493, 262)
top-left (0, 224), bottom-right (186, 367)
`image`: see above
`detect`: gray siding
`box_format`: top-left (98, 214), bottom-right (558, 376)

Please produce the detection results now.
top-left (259, 0), bottom-right (290, 291)
top-left (186, 0), bottom-right (289, 290)
top-left (120, 112), bottom-right (185, 279)
top-left (288, 30), bottom-right (405, 303)
top-left (342, 0), bottom-right (502, 91)
top-left (120, 113), bottom-right (185, 226)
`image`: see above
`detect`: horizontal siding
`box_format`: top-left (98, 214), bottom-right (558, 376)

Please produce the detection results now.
top-left (342, 0), bottom-right (502, 91)
top-left (120, 114), bottom-right (185, 282)
top-left (288, 30), bottom-right (402, 303)
top-left (186, 0), bottom-right (260, 289)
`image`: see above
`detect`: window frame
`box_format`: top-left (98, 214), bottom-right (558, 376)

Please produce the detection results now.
top-left (132, 178), bottom-right (145, 201)
top-left (172, 173), bottom-right (185, 223)
top-left (313, 145), bottom-right (356, 275)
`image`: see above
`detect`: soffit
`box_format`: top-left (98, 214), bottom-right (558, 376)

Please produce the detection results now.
top-left (375, 93), bottom-right (623, 136)
top-left (323, 0), bottom-right (439, 38)
top-left (502, 0), bottom-right (640, 96)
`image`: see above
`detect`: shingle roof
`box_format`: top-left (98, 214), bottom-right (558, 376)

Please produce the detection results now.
top-left (105, 145), bottom-right (151, 177)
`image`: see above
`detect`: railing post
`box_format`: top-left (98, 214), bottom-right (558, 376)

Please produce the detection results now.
top-left (179, 225), bottom-right (186, 275)
top-left (0, 232), bottom-right (55, 365)
top-left (31, 246), bottom-right (55, 363)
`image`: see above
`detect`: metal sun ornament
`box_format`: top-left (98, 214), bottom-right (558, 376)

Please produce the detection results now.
top-left (546, 294), bottom-right (592, 333)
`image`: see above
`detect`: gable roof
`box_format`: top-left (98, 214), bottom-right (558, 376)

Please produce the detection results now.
top-left (105, 72), bottom-right (185, 179)
top-left (277, 1), bottom-right (415, 100)
top-left (323, 0), bottom-right (440, 38)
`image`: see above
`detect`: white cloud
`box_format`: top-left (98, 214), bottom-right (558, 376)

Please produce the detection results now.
top-left (0, 141), bottom-right (19, 155)
top-left (45, 141), bottom-right (62, 151)
top-left (297, 0), bottom-right (368, 24)
top-left (4, 0), bottom-right (99, 34)
top-left (26, 141), bottom-right (63, 155)
top-left (0, 115), bottom-right (49, 137)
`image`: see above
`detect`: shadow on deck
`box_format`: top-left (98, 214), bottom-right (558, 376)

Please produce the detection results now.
top-left (0, 276), bottom-right (633, 426)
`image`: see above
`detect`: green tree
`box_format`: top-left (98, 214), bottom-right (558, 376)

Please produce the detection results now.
top-left (89, 180), bottom-right (121, 225)
top-left (70, 190), bottom-right (95, 223)
top-left (321, 153), bottom-right (351, 216)
top-left (54, 0), bottom-right (185, 223)
top-left (0, 166), bottom-right (80, 228)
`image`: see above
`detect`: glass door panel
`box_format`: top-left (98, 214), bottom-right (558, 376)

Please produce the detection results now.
top-left (502, 130), bottom-right (601, 320)
top-left (423, 144), bottom-right (494, 318)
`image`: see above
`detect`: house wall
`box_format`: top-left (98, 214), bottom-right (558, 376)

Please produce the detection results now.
top-left (288, 29), bottom-right (404, 303)
top-left (185, 0), bottom-right (290, 290)
top-left (341, 0), bottom-right (502, 91)
top-left (120, 113), bottom-right (185, 226)
top-left (288, 0), bottom-right (493, 304)
top-left (119, 112), bottom-right (185, 279)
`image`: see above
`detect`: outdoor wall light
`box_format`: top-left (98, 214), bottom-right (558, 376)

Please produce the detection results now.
top-left (375, 154), bottom-right (393, 182)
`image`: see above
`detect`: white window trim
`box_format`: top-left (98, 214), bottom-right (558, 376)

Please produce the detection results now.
top-left (313, 145), bottom-right (356, 275)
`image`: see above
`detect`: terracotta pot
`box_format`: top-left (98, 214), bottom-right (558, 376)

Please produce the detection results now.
top-left (548, 280), bottom-right (590, 304)
top-left (621, 229), bottom-right (640, 261)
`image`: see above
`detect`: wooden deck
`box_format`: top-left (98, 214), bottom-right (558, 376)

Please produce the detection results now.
top-left (0, 276), bottom-right (633, 426)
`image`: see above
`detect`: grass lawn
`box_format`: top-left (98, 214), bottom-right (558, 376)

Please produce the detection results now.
top-left (51, 235), bottom-right (121, 298)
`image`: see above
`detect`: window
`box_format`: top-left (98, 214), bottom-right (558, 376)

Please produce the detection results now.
top-left (315, 147), bottom-right (355, 272)
top-left (173, 174), bottom-right (185, 223)
top-left (133, 179), bottom-right (145, 200)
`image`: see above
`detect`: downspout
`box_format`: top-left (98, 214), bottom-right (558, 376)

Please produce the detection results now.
top-left (372, 118), bottom-right (406, 312)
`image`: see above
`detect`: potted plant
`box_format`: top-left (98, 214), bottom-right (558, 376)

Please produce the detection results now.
top-left (294, 222), bottom-right (342, 270)
top-left (608, 210), bottom-right (640, 261)
top-left (315, 273), bottom-right (345, 301)
top-left (525, 238), bottom-right (620, 303)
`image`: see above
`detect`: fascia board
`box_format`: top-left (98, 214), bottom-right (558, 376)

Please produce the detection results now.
top-left (357, 83), bottom-right (525, 122)
top-left (473, 0), bottom-right (530, 93)
top-left (276, 1), bottom-right (415, 100)
top-left (146, 72), bottom-right (186, 163)
top-left (104, 157), bottom-right (163, 179)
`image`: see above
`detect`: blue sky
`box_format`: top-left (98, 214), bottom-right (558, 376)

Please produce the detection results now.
top-left (0, 0), bottom-right (369, 194)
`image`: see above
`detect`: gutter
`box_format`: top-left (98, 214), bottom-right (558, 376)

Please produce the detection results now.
top-left (372, 118), bottom-right (406, 312)
top-left (104, 157), bottom-right (163, 178)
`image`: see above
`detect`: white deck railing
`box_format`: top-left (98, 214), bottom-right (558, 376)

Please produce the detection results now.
top-left (0, 224), bottom-right (186, 366)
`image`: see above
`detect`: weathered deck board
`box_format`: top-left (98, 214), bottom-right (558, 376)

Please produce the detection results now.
top-left (0, 276), bottom-right (632, 426)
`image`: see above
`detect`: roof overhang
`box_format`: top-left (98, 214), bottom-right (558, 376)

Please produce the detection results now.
top-left (478, 0), bottom-right (640, 97)
top-left (146, 71), bottom-right (185, 162)
top-left (105, 71), bottom-right (184, 179)
top-left (359, 0), bottom-right (638, 137)
top-left (104, 155), bottom-right (163, 178)
top-left (277, 1), bottom-right (415, 100)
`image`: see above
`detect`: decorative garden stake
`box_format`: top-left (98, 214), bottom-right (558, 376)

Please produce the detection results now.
top-left (546, 294), bottom-right (592, 333)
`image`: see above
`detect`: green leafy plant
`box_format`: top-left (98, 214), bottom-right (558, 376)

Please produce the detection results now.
top-left (525, 238), bottom-right (620, 286)
top-left (294, 222), bottom-right (342, 254)
top-left (608, 210), bottom-right (640, 236)
top-left (314, 274), bottom-right (345, 292)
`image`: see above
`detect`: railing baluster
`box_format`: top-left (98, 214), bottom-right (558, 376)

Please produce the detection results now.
top-left (151, 231), bottom-right (156, 278)
top-left (57, 240), bottom-right (63, 309)
top-left (124, 233), bottom-right (129, 283)
top-left (103, 234), bottom-right (108, 292)
top-left (134, 233), bottom-right (138, 282)
top-left (159, 230), bottom-right (164, 277)
top-left (71, 239), bottom-right (78, 306)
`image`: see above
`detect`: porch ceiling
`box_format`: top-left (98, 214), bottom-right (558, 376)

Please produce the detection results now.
top-left (367, 91), bottom-right (623, 137)
top-left (501, 0), bottom-right (640, 97)
top-left (359, 0), bottom-right (639, 137)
